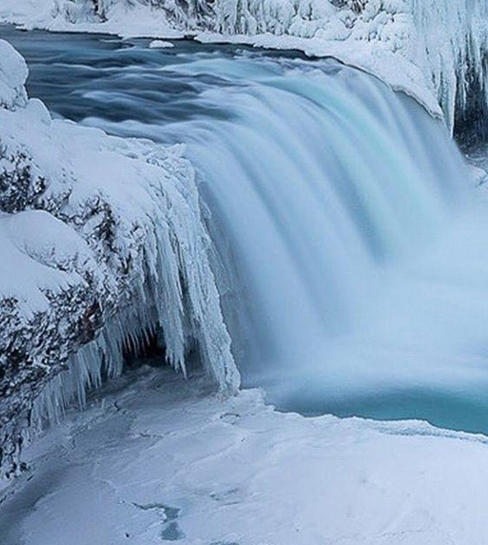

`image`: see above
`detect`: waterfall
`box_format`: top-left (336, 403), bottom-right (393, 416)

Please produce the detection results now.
top-left (150, 55), bottom-right (488, 426)
top-left (14, 31), bottom-right (488, 431)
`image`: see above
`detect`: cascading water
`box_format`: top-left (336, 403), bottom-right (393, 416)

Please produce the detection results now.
top-left (155, 55), bottom-right (488, 431)
top-left (6, 28), bottom-right (488, 433)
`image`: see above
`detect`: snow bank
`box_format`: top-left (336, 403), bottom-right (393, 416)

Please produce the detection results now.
top-left (0, 38), bottom-right (27, 109)
top-left (2, 0), bottom-right (488, 129)
top-left (0, 0), bottom-right (185, 38)
top-left (0, 38), bottom-right (239, 476)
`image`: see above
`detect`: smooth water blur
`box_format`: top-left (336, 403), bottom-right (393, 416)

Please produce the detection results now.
top-left (5, 26), bottom-right (488, 434)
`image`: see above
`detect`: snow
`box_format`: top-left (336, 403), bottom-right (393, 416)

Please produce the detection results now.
top-left (149, 39), bottom-right (175, 48)
top-left (3, 365), bottom-right (488, 544)
top-left (0, 38), bottom-right (27, 109)
top-left (0, 0), bottom-right (185, 38)
top-left (0, 210), bottom-right (94, 316)
top-left (207, 0), bottom-right (488, 130)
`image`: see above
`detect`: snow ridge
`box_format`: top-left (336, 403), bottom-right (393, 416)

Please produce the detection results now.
top-left (0, 39), bottom-right (239, 476)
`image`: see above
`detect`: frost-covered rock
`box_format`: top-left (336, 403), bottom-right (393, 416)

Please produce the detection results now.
top-left (0, 38), bottom-right (239, 477)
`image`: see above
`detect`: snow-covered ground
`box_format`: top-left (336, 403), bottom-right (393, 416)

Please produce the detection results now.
top-left (3, 364), bottom-right (488, 545)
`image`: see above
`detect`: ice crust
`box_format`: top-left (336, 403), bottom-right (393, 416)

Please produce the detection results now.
top-left (4, 366), bottom-right (488, 545)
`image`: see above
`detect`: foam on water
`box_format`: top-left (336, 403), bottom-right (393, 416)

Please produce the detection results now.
top-left (6, 27), bottom-right (488, 433)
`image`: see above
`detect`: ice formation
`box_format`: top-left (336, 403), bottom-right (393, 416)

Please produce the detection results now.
top-left (213, 0), bottom-right (488, 132)
top-left (0, 38), bottom-right (239, 476)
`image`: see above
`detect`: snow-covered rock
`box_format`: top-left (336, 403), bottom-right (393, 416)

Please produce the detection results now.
top-left (0, 38), bottom-right (27, 109)
top-left (149, 39), bottom-right (174, 48)
top-left (0, 37), bottom-right (239, 477)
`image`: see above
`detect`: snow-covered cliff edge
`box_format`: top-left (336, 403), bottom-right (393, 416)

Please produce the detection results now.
top-left (0, 38), bottom-right (239, 476)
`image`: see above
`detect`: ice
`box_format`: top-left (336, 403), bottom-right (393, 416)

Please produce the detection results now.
top-left (0, 0), bottom-right (186, 38)
top-left (5, 366), bottom-right (488, 545)
top-left (149, 39), bottom-right (175, 48)
top-left (211, 0), bottom-right (488, 132)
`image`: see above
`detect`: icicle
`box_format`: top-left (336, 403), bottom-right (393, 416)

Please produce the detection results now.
top-left (31, 146), bottom-right (240, 428)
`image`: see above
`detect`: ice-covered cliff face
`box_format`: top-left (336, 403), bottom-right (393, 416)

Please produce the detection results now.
top-left (0, 38), bottom-right (239, 477)
top-left (214, 0), bottom-right (488, 134)
top-left (1, 0), bottom-right (488, 132)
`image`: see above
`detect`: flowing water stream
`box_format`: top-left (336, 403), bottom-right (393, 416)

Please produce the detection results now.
top-left (4, 26), bottom-right (488, 433)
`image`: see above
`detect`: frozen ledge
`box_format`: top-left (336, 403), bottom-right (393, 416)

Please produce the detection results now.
top-left (0, 38), bottom-right (239, 477)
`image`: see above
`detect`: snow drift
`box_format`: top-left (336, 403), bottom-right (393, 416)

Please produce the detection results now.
top-left (0, 38), bottom-right (238, 476)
